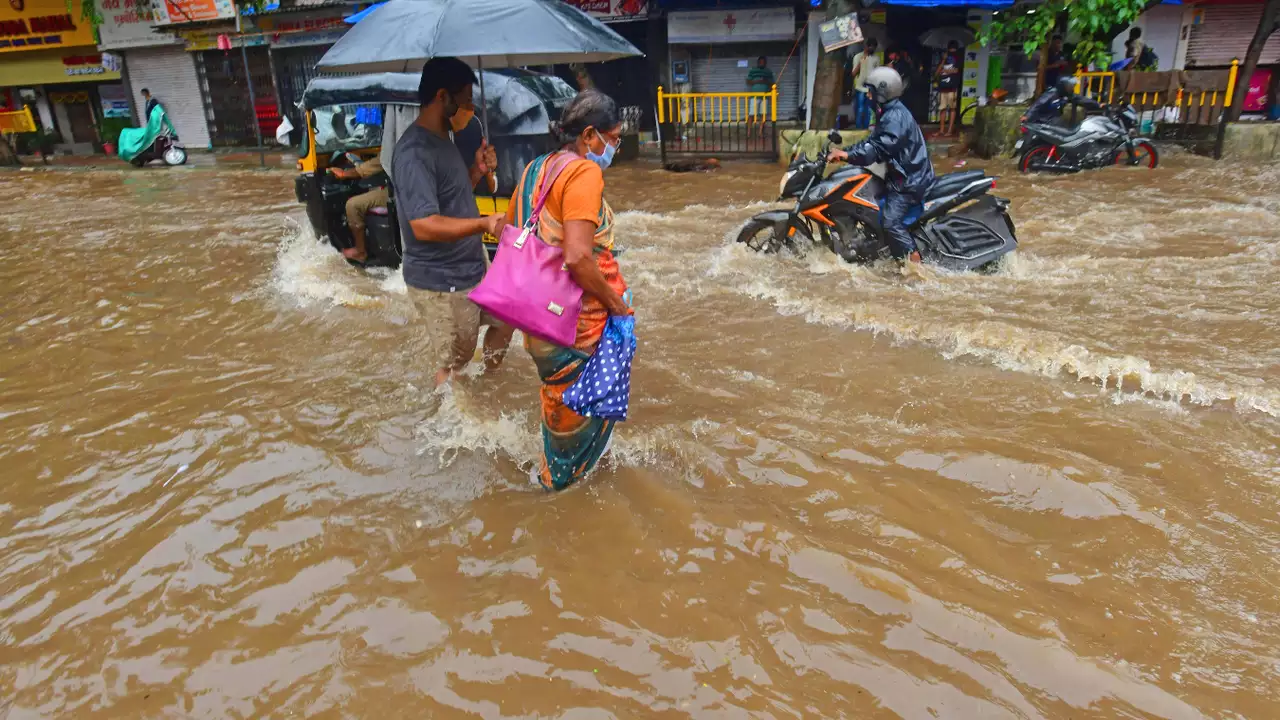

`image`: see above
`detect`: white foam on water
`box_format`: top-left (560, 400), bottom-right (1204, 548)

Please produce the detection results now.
top-left (270, 218), bottom-right (394, 310)
top-left (707, 241), bottom-right (1279, 418)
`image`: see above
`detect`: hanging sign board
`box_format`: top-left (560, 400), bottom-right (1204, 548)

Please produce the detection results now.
top-left (563, 0), bottom-right (648, 23)
top-left (152, 0), bottom-right (236, 26)
top-left (668, 7), bottom-right (795, 45)
top-left (819, 12), bottom-right (863, 52)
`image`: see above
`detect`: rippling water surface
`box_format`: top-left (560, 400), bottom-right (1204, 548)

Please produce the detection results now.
top-left (1, 154), bottom-right (1277, 718)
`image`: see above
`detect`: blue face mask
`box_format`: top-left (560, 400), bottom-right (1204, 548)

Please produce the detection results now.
top-left (586, 131), bottom-right (617, 170)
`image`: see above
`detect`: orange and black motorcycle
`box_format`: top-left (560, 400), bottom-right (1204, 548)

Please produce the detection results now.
top-left (736, 131), bottom-right (1018, 271)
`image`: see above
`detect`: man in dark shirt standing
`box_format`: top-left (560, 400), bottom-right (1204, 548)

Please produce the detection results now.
top-left (393, 57), bottom-right (511, 387)
top-left (140, 88), bottom-right (160, 120)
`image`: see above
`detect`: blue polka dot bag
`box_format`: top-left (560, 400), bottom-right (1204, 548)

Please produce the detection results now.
top-left (563, 314), bottom-right (636, 422)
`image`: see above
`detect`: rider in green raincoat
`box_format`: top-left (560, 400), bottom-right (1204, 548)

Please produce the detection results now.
top-left (117, 105), bottom-right (176, 163)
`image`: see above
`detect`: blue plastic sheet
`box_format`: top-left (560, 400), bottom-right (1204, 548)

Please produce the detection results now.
top-left (563, 315), bottom-right (636, 422)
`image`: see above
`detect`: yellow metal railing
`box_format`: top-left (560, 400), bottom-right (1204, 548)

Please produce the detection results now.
top-left (1074, 70), bottom-right (1118, 104)
top-left (657, 85), bottom-right (778, 124)
top-left (0, 106), bottom-right (37, 134)
top-left (1072, 60), bottom-right (1240, 125)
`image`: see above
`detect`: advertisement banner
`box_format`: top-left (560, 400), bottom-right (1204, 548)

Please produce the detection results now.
top-left (0, 0), bottom-right (99, 54)
top-left (152, 0), bottom-right (236, 26)
top-left (818, 11), bottom-right (862, 52)
top-left (96, 0), bottom-right (178, 49)
top-left (563, 0), bottom-right (647, 23)
top-left (98, 83), bottom-right (132, 118)
top-left (668, 7), bottom-right (795, 45)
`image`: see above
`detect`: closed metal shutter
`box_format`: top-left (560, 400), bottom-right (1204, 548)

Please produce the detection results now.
top-left (1187, 4), bottom-right (1280, 67)
top-left (124, 45), bottom-right (211, 149)
top-left (690, 42), bottom-right (803, 120)
top-left (272, 45), bottom-right (332, 129)
top-left (196, 47), bottom-right (279, 147)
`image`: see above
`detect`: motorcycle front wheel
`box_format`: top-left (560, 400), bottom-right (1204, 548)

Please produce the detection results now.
top-left (1113, 141), bottom-right (1158, 169)
top-left (736, 218), bottom-right (787, 254)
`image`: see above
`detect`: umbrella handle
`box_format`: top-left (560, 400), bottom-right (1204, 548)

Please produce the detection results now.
top-left (475, 56), bottom-right (495, 200)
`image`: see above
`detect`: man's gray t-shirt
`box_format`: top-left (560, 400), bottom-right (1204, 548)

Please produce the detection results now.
top-left (392, 124), bottom-right (486, 291)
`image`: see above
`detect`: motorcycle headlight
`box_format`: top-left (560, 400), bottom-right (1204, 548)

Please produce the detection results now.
top-left (779, 170), bottom-right (795, 198)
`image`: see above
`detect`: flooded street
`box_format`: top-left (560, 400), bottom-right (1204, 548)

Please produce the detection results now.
top-left (1, 153), bottom-right (1277, 718)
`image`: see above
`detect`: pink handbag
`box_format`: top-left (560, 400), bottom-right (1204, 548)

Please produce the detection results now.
top-left (469, 155), bottom-right (582, 348)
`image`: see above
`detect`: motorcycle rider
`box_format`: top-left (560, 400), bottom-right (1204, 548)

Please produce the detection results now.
top-left (1025, 75), bottom-right (1103, 126)
top-left (828, 66), bottom-right (934, 266)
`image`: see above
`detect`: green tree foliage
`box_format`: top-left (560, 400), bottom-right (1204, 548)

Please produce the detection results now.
top-left (981, 0), bottom-right (1156, 67)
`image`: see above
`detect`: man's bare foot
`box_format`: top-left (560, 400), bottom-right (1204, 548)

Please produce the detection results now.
top-left (434, 368), bottom-right (453, 388)
top-left (342, 247), bottom-right (367, 262)
top-left (899, 251), bottom-right (928, 280)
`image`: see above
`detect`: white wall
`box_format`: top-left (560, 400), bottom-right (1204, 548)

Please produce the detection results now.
top-left (1111, 4), bottom-right (1183, 70)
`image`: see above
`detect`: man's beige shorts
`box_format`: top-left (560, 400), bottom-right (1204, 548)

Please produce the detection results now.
top-left (937, 91), bottom-right (958, 111)
top-left (410, 286), bottom-right (505, 369)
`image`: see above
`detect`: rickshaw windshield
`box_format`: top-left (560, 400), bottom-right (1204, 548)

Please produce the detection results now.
top-left (312, 104), bottom-right (383, 155)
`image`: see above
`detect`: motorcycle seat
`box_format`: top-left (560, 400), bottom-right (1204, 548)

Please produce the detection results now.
top-left (926, 170), bottom-right (987, 201)
top-left (1025, 123), bottom-right (1077, 143)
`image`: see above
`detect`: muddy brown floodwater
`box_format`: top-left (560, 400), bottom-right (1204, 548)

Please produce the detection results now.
top-left (1, 152), bottom-right (1277, 719)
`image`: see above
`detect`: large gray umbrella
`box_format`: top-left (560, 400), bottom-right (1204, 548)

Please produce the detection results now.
top-left (317, 0), bottom-right (642, 137)
top-left (319, 0), bottom-right (641, 72)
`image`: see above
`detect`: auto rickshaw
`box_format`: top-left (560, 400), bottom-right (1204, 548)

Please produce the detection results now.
top-left (292, 69), bottom-right (576, 267)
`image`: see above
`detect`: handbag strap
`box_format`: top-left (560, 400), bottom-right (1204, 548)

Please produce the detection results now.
top-left (525, 152), bottom-right (579, 230)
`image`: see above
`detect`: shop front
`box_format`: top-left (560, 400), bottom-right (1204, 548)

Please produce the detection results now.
top-left (186, 30), bottom-right (279, 147)
top-left (563, 0), bottom-right (658, 131)
top-left (667, 6), bottom-right (804, 121)
top-left (95, 0), bottom-right (211, 149)
top-left (0, 0), bottom-right (122, 151)
top-left (259, 8), bottom-right (349, 130)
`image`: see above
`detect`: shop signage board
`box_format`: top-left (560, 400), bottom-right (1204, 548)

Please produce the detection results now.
top-left (0, 0), bottom-right (98, 53)
top-left (152, 0), bottom-right (236, 26)
top-left (96, 0), bottom-right (179, 49)
top-left (0, 48), bottom-right (123, 84)
top-left (563, 0), bottom-right (647, 23)
top-left (818, 11), bottom-right (862, 52)
top-left (183, 29), bottom-right (267, 51)
top-left (668, 7), bottom-right (795, 44)
top-left (259, 10), bottom-right (347, 48)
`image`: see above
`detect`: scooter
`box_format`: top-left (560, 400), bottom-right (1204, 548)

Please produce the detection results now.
top-left (735, 130), bottom-right (1018, 271)
top-left (129, 130), bottom-right (187, 167)
top-left (118, 106), bottom-right (188, 167)
top-left (1016, 103), bottom-right (1156, 173)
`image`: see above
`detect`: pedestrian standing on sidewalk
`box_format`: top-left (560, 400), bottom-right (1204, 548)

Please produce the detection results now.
top-left (851, 38), bottom-right (882, 130)
top-left (933, 41), bottom-right (961, 137)
top-left (745, 56), bottom-right (775, 139)
top-left (392, 57), bottom-right (512, 387)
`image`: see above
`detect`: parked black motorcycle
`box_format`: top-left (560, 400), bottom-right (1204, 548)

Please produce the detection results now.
top-left (1016, 103), bottom-right (1157, 173)
top-left (736, 131), bottom-right (1018, 272)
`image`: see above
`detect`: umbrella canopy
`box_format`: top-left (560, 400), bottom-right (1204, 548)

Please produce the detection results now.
top-left (317, 0), bottom-right (643, 74)
top-left (918, 26), bottom-right (975, 50)
top-left (301, 69), bottom-right (576, 136)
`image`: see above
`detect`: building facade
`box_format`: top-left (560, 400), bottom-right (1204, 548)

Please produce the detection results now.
top-left (0, 0), bottom-right (125, 152)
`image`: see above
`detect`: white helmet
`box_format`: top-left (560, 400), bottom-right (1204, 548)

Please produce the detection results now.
top-left (865, 66), bottom-right (905, 104)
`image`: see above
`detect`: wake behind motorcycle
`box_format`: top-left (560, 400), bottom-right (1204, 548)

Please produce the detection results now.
top-left (1016, 103), bottom-right (1156, 173)
top-left (736, 131), bottom-right (1018, 272)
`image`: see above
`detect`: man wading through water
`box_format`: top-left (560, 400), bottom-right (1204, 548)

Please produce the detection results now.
top-left (392, 57), bottom-right (513, 387)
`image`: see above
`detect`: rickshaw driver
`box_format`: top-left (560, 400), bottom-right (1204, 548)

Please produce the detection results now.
top-left (329, 157), bottom-right (388, 262)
